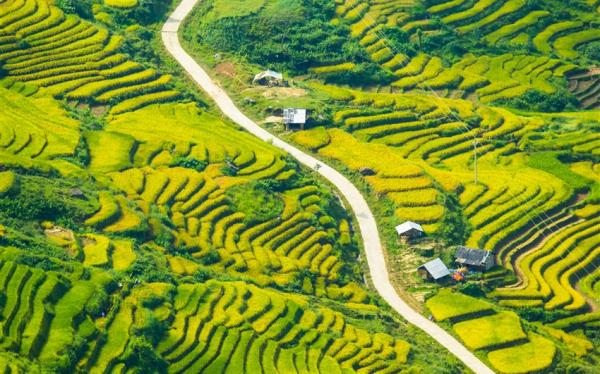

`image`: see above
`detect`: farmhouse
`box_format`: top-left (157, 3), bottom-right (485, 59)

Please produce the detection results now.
top-left (253, 70), bottom-right (284, 86)
top-left (395, 221), bottom-right (424, 243)
top-left (454, 246), bottom-right (495, 271)
top-left (283, 108), bottom-right (307, 130)
top-left (417, 258), bottom-right (450, 281)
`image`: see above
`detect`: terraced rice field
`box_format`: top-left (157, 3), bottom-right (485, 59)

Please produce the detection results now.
top-left (294, 85), bottom-right (583, 243)
top-left (0, 85), bottom-right (79, 160)
top-left (184, 0), bottom-right (599, 370)
top-left (157, 281), bottom-right (410, 373)
top-left (0, 0), bottom-right (179, 114)
top-left (334, 0), bottom-right (599, 107)
top-left (427, 290), bottom-right (559, 373)
top-left (1, 0), bottom-right (598, 371)
top-left (0, 248), bottom-right (412, 372)
top-left (292, 82), bottom-right (599, 351)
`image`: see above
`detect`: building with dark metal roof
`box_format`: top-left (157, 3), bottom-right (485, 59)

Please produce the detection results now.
top-left (454, 246), bottom-right (495, 271)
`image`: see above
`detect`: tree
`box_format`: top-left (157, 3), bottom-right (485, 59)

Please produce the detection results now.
top-left (123, 336), bottom-right (168, 373)
top-left (438, 194), bottom-right (471, 245)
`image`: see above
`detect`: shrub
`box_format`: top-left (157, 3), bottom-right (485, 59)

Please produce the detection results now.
top-left (220, 164), bottom-right (238, 176)
top-left (226, 180), bottom-right (284, 225)
top-left (14, 252), bottom-right (69, 272)
top-left (580, 41), bottom-right (600, 61)
top-left (123, 336), bottom-right (168, 372)
top-left (493, 89), bottom-right (578, 112)
top-left (171, 156), bottom-right (207, 172)
top-left (0, 175), bottom-right (95, 224)
top-left (128, 251), bottom-right (173, 283)
top-left (111, 0), bottom-right (172, 24)
top-left (134, 313), bottom-right (167, 346)
top-left (85, 288), bottom-right (110, 318)
top-left (55, 0), bottom-right (93, 19)
top-left (199, 250), bottom-right (220, 266)
top-left (437, 193), bottom-right (471, 245)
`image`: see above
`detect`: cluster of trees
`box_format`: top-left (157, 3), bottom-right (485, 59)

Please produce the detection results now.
top-left (193, 0), bottom-right (392, 85)
top-left (0, 175), bottom-right (96, 226)
top-left (55, 0), bottom-right (172, 25)
top-left (494, 89), bottom-right (579, 112)
top-left (226, 179), bottom-right (284, 225)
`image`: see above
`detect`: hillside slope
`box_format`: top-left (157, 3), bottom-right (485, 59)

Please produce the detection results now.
top-left (180, 0), bottom-right (600, 372)
top-left (0, 0), bottom-right (463, 372)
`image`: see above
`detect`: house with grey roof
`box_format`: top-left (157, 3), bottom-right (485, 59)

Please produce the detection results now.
top-left (454, 246), bottom-right (495, 271)
top-left (417, 258), bottom-right (450, 281)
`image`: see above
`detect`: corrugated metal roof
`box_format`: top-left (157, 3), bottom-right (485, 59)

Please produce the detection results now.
top-left (455, 246), bottom-right (491, 266)
top-left (395, 221), bottom-right (424, 235)
top-left (253, 70), bottom-right (283, 81)
top-left (420, 258), bottom-right (450, 280)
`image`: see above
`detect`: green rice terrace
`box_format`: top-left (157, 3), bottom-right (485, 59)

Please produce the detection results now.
top-left (0, 0), bottom-right (598, 373)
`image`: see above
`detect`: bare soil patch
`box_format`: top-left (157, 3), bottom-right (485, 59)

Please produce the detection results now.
top-left (216, 61), bottom-right (236, 78)
top-left (261, 87), bottom-right (307, 98)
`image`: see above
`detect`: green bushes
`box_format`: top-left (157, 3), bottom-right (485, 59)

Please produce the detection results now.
top-left (437, 193), bottom-right (471, 245)
top-left (493, 89), bottom-right (578, 112)
top-left (0, 174), bottom-right (96, 225)
top-left (226, 180), bottom-right (284, 225)
top-left (55, 0), bottom-right (93, 19)
top-left (127, 250), bottom-right (173, 283)
top-left (171, 156), bottom-right (207, 172)
top-left (108, 0), bottom-right (172, 25)
top-left (123, 336), bottom-right (168, 372)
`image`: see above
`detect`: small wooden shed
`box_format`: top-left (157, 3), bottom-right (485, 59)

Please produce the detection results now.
top-left (418, 258), bottom-right (450, 281)
top-left (395, 221), bottom-right (424, 243)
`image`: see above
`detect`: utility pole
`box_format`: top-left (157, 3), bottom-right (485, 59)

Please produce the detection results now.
top-left (473, 138), bottom-right (479, 185)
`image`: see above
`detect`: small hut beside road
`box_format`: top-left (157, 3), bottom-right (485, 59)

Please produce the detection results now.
top-left (395, 221), bottom-right (424, 243)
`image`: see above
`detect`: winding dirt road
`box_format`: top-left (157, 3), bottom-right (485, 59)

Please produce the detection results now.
top-left (161, 1), bottom-right (495, 373)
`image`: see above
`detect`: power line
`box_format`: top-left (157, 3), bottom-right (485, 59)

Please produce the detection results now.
top-left (350, 5), bottom-right (598, 298)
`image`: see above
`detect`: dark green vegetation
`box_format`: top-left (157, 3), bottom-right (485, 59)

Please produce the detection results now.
top-left (186, 0), bottom-right (394, 85)
top-left (226, 179), bottom-right (285, 224)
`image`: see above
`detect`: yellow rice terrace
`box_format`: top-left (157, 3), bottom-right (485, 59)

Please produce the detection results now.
top-left (0, 0), bottom-right (598, 373)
